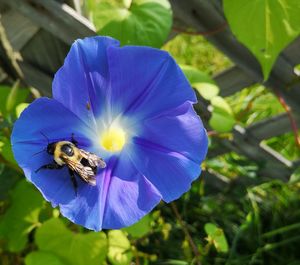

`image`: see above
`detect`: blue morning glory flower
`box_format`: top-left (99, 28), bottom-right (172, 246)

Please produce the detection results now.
top-left (11, 36), bottom-right (208, 231)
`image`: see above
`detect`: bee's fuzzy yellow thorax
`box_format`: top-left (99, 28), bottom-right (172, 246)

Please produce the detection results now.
top-left (53, 141), bottom-right (77, 165)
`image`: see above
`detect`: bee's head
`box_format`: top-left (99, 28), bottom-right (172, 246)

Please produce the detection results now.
top-left (61, 143), bottom-right (74, 157)
top-left (47, 143), bottom-right (56, 155)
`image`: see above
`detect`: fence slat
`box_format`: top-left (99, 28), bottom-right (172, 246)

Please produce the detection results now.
top-left (1, 0), bottom-right (95, 45)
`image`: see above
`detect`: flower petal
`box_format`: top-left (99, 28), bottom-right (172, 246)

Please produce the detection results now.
top-left (52, 36), bottom-right (119, 128)
top-left (11, 97), bottom-right (96, 206)
top-left (127, 102), bottom-right (208, 202)
top-left (59, 152), bottom-right (161, 231)
top-left (107, 45), bottom-right (196, 121)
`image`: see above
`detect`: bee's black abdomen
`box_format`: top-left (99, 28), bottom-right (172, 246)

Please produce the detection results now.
top-left (61, 144), bottom-right (74, 156)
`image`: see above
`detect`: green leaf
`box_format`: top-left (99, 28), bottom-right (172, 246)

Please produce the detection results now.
top-left (108, 230), bottom-right (132, 265)
top-left (25, 251), bottom-right (66, 265)
top-left (6, 80), bottom-right (21, 112)
top-left (0, 85), bottom-right (29, 116)
top-left (180, 65), bottom-right (215, 86)
top-left (35, 218), bottom-right (108, 265)
top-left (0, 165), bottom-right (20, 200)
top-left (92, 0), bottom-right (172, 47)
top-left (204, 223), bottom-right (228, 253)
top-left (122, 214), bottom-right (151, 238)
top-left (223, 0), bottom-right (300, 80)
top-left (0, 137), bottom-right (17, 166)
top-left (0, 86), bottom-right (11, 114)
top-left (209, 96), bottom-right (235, 133)
top-left (180, 65), bottom-right (219, 100)
top-left (209, 111), bottom-right (235, 133)
top-left (0, 180), bottom-right (43, 252)
top-left (211, 96), bottom-right (232, 114)
top-left (15, 103), bottom-right (29, 118)
top-left (290, 166), bottom-right (300, 183)
top-left (193, 83), bottom-right (219, 100)
top-left (294, 64), bottom-right (300, 76)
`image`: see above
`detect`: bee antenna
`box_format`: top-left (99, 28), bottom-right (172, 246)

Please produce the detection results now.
top-left (40, 131), bottom-right (50, 145)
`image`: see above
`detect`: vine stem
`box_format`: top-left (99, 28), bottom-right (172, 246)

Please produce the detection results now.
top-left (274, 90), bottom-right (300, 148)
top-left (172, 22), bottom-right (227, 36)
top-left (0, 154), bottom-right (22, 174)
top-left (170, 202), bottom-right (202, 265)
top-left (207, 130), bottom-right (218, 137)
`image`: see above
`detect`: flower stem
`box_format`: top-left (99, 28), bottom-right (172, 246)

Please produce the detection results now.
top-left (262, 222), bottom-right (300, 238)
top-left (170, 202), bottom-right (202, 265)
top-left (274, 90), bottom-right (300, 148)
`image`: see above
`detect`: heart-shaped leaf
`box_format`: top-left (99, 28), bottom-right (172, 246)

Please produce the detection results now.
top-left (92, 0), bottom-right (172, 47)
top-left (108, 230), bottom-right (132, 265)
top-left (204, 223), bottom-right (228, 253)
top-left (25, 251), bottom-right (66, 265)
top-left (122, 214), bottom-right (151, 238)
top-left (180, 65), bottom-right (219, 100)
top-left (224, 0), bottom-right (300, 80)
top-left (0, 180), bottom-right (43, 252)
top-left (209, 96), bottom-right (235, 133)
top-left (35, 218), bottom-right (108, 265)
top-left (180, 65), bottom-right (215, 85)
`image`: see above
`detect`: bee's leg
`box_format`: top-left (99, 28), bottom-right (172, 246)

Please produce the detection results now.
top-left (71, 133), bottom-right (78, 146)
top-left (68, 169), bottom-right (78, 196)
top-left (35, 163), bottom-right (63, 173)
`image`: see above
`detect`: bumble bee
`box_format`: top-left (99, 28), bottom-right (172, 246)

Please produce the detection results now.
top-left (35, 134), bottom-right (106, 194)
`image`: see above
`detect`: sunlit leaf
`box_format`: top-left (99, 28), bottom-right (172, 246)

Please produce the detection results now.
top-left (108, 230), bottom-right (132, 265)
top-left (92, 0), bottom-right (172, 47)
top-left (193, 83), bottom-right (219, 100)
top-left (15, 103), bottom-right (29, 118)
top-left (6, 80), bottom-right (20, 112)
top-left (0, 180), bottom-right (43, 252)
top-left (0, 85), bottom-right (29, 116)
top-left (204, 223), bottom-right (228, 253)
top-left (35, 218), bottom-right (107, 265)
top-left (0, 86), bottom-right (11, 114)
top-left (122, 214), bottom-right (151, 238)
top-left (25, 251), bottom-right (66, 265)
top-left (290, 166), bottom-right (300, 183)
top-left (294, 64), bottom-right (300, 76)
top-left (180, 65), bottom-right (219, 100)
top-left (223, 0), bottom-right (300, 80)
top-left (180, 65), bottom-right (215, 86)
top-left (211, 97), bottom-right (232, 114)
top-left (209, 96), bottom-right (235, 132)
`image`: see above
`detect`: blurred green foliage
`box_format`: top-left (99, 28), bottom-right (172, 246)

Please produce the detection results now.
top-left (163, 34), bottom-right (232, 75)
top-left (0, 0), bottom-right (300, 264)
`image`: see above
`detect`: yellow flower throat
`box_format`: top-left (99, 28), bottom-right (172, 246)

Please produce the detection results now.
top-left (101, 126), bottom-right (126, 152)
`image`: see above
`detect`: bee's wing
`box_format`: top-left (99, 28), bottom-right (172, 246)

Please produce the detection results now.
top-left (63, 157), bottom-right (96, 186)
top-left (79, 149), bottom-right (106, 168)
